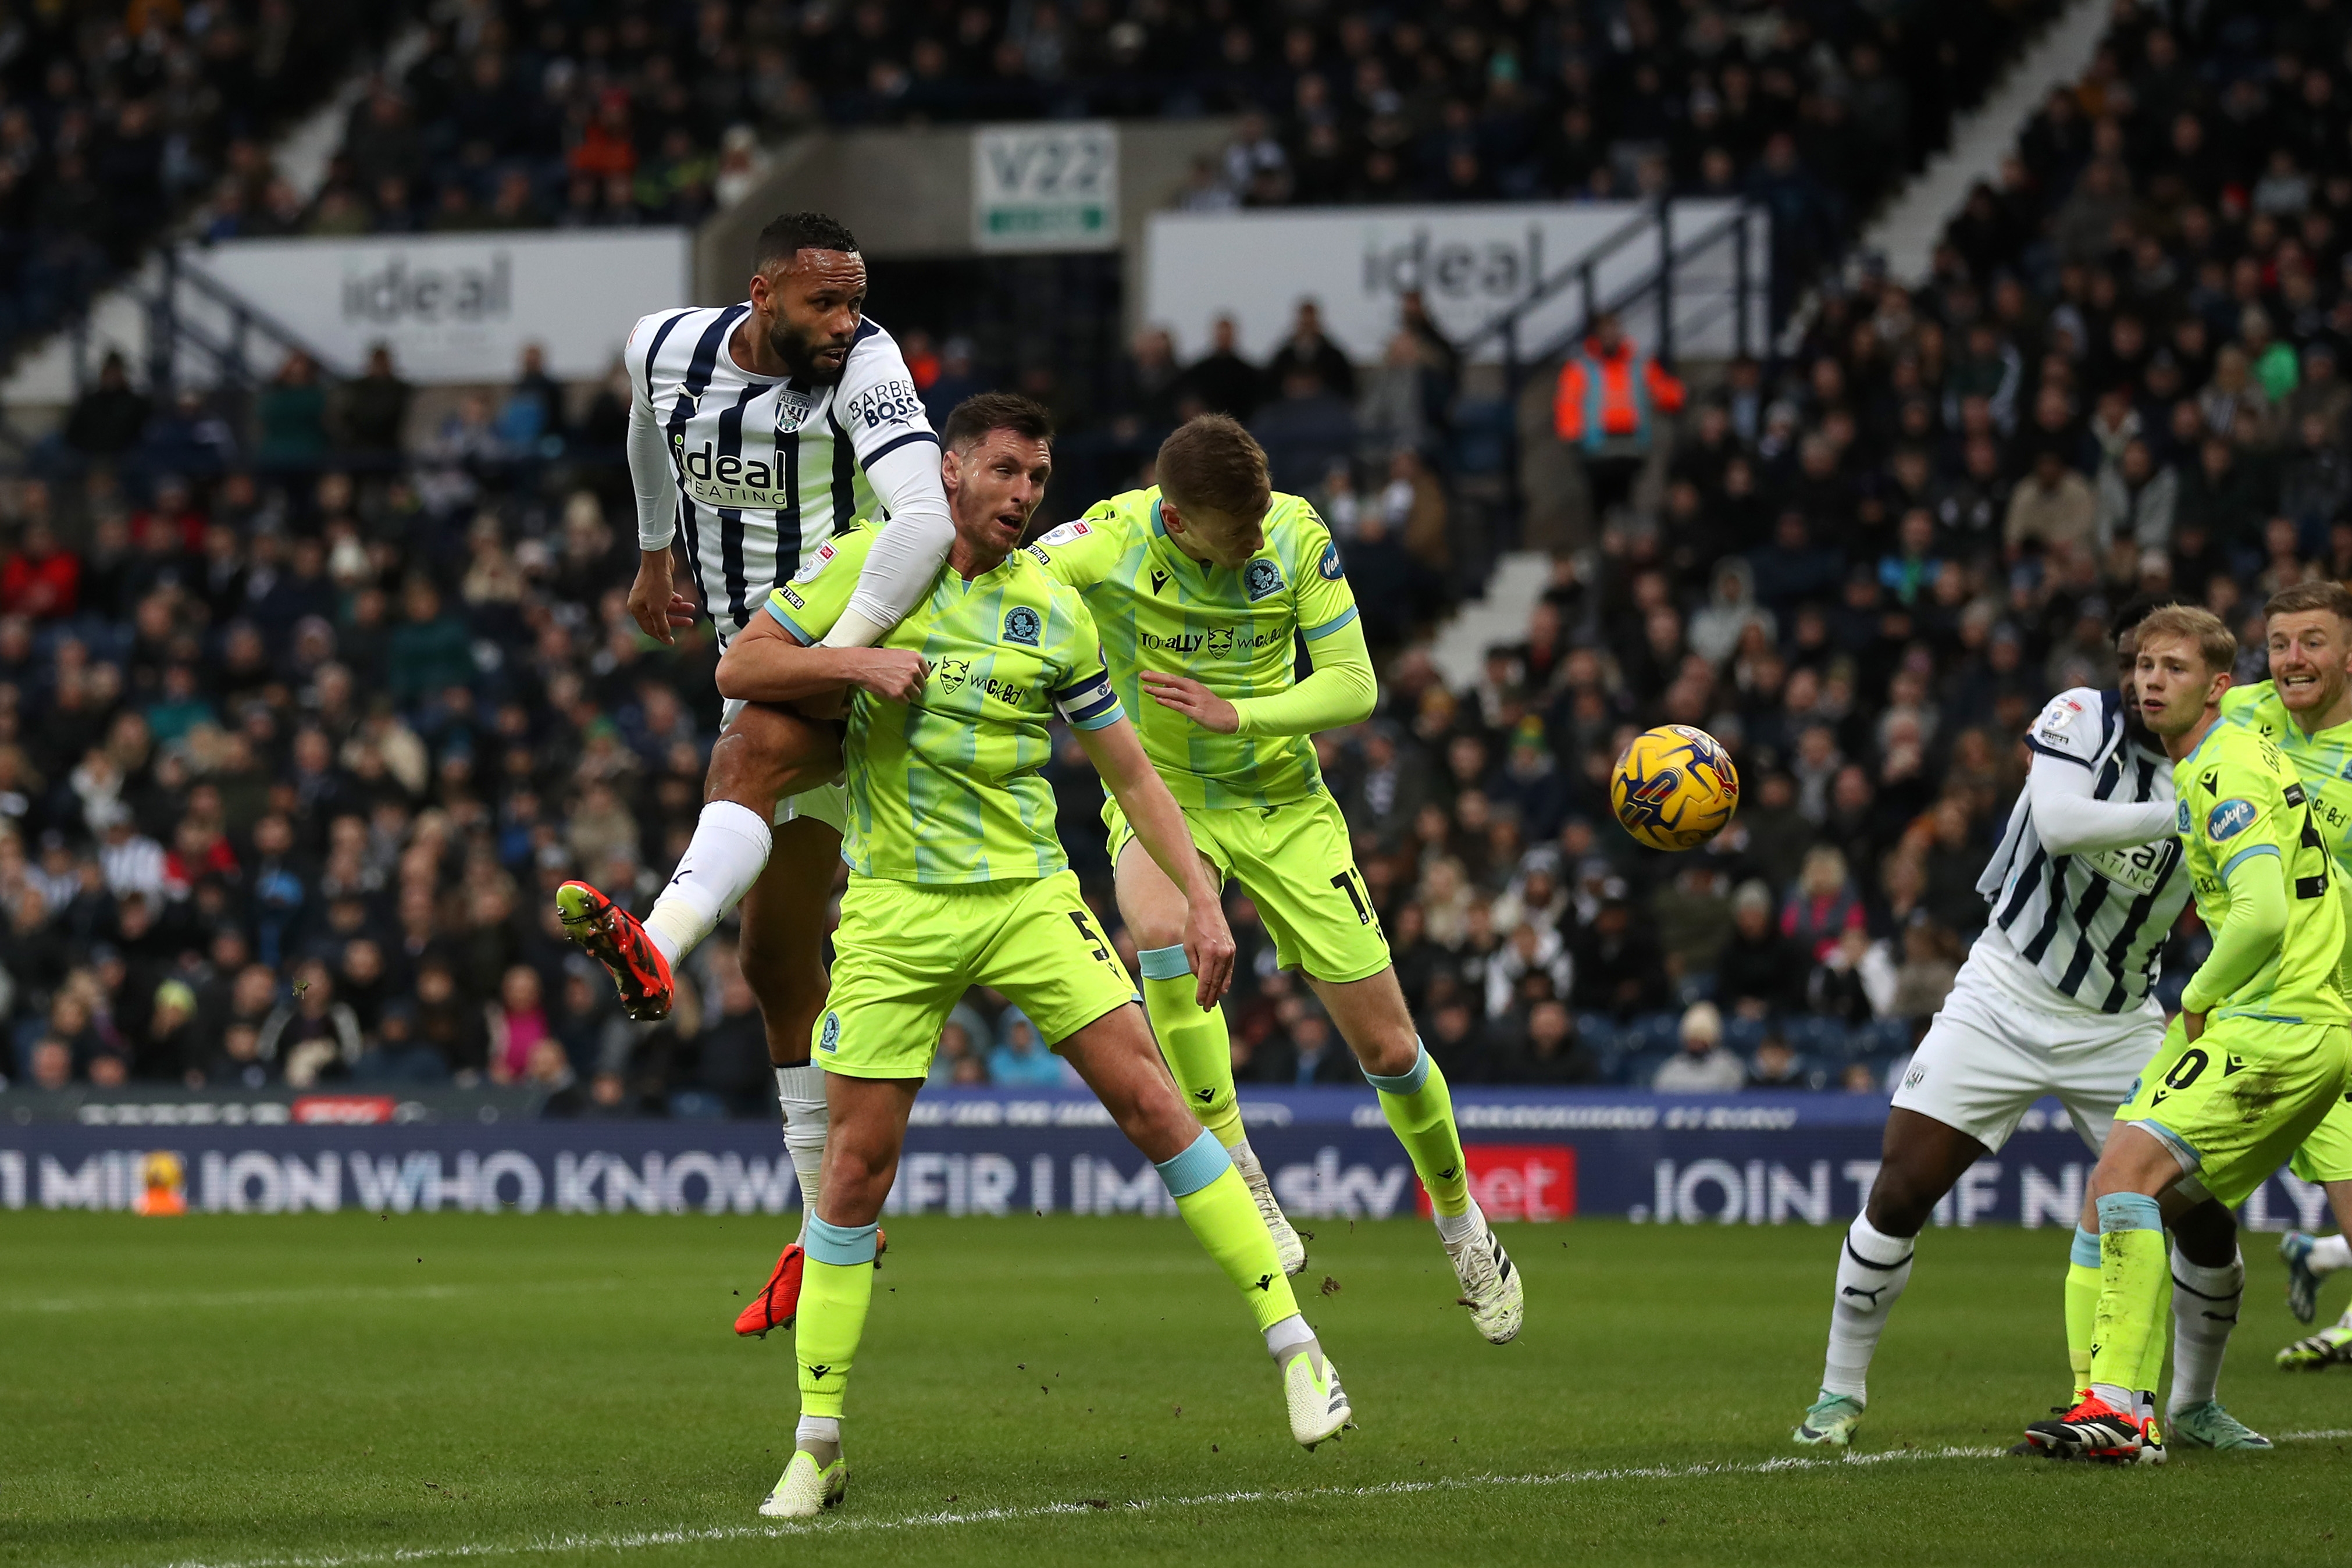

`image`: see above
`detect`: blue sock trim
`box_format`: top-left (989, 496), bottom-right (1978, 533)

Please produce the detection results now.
top-left (2095, 1193), bottom-right (2164, 1235)
top-left (1154, 1127), bottom-right (1232, 1199)
top-left (805, 1216), bottom-right (879, 1266)
top-left (1363, 1038), bottom-right (1432, 1095)
top-left (1138, 944), bottom-right (1192, 981)
top-left (2071, 1227), bottom-right (2102, 1268)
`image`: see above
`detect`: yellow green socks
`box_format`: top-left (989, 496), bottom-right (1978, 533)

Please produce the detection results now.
top-left (2065, 1227), bottom-right (2100, 1398)
top-left (1157, 1128), bottom-right (1301, 1332)
top-left (796, 1217), bottom-right (878, 1419)
top-left (1139, 945), bottom-right (1246, 1150)
top-left (1364, 1039), bottom-right (1471, 1219)
top-left (2089, 1193), bottom-right (2169, 1409)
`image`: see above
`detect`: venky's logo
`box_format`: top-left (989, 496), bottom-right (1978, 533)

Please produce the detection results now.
top-left (936, 658), bottom-right (972, 694)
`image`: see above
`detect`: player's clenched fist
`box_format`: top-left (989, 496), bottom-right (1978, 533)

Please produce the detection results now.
top-left (839, 648), bottom-right (928, 703)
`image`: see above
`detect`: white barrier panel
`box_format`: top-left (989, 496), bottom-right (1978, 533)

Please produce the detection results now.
top-left (190, 229), bottom-right (693, 383)
top-left (1143, 199), bottom-right (1767, 365)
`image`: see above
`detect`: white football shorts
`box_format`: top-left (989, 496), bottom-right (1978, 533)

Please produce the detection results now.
top-left (1888, 930), bottom-right (2164, 1154)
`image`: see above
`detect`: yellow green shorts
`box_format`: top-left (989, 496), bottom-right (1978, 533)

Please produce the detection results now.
top-left (2291, 1092), bottom-right (2352, 1183)
top-left (815, 870), bottom-right (1136, 1078)
top-left (1103, 788), bottom-right (1389, 985)
top-left (2118, 1013), bottom-right (2352, 1207)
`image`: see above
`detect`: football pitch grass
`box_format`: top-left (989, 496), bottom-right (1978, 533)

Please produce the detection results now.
top-left (6, 1211), bottom-right (2350, 1568)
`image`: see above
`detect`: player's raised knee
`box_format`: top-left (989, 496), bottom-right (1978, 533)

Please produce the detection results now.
top-left (710, 703), bottom-right (840, 804)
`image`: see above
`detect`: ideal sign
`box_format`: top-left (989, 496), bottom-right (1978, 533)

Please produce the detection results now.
top-left (187, 229), bottom-right (690, 384)
top-left (1143, 199), bottom-right (1768, 365)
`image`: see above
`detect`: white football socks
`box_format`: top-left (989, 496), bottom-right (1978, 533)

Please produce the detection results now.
top-left (1263, 1313), bottom-right (1314, 1358)
top-left (1434, 1201), bottom-right (1481, 1248)
top-left (796, 1414), bottom-right (840, 1446)
top-left (2312, 1233), bottom-right (2352, 1274)
top-left (1820, 1216), bottom-right (1916, 1401)
top-left (2168, 1244), bottom-right (2243, 1416)
top-left (642, 800), bottom-right (774, 967)
top-left (776, 1063), bottom-right (828, 1242)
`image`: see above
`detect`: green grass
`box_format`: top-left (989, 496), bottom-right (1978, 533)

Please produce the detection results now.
top-left (4, 1211), bottom-right (2349, 1567)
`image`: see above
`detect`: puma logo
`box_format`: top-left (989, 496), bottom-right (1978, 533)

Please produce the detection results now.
top-left (1841, 1284), bottom-right (1888, 1306)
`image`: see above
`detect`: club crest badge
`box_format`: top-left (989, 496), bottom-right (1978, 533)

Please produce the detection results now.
top-left (774, 386), bottom-right (816, 434)
top-left (1244, 558), bottom-right (1284, 601)
top-left (1004, 605), bottom-right (1042, 647)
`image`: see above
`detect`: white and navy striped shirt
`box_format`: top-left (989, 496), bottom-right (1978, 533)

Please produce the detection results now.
top-left (1975, 687), bottom-right (2188, 1014)
top-left (626, 305), bottom-right (939, 642)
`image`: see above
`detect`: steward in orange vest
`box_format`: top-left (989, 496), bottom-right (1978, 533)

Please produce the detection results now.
top-left (1553, 313), bottom-right (1686, 451)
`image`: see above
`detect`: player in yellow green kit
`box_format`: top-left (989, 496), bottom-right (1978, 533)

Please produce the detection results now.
top-left (1029, 414), bottom-right (1522, 1344)
top-left (718, 395), bottom-right (1352, 1519)
top-left (2025, 605), bottom-right (2352, 1462)
top-left (2214, 580), bottom-right (2352, 1363)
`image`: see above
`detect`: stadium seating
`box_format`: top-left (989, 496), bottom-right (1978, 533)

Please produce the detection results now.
top-left (6, 0), bottom-right (2288, 1114)
top-left (0, 1), bottom-right (413, 361)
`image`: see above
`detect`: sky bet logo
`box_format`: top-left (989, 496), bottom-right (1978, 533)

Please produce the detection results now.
top-left (671, 437), bottom-right (793, 508)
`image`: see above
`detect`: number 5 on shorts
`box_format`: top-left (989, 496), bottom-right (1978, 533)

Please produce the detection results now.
top-left (1068, 907), bottom-right (1118, 967)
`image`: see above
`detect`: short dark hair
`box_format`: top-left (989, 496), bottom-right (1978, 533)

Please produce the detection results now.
top-left (2265, 580), bottom-right (2352, 623)
top-left (943, 392), bottom-right (1054, 450)
top-left (1156, 414), bottom-right (1271, 521)
top-left (754, 212), bottom-right (860, 272)
top-left (2111, 591), bottom-right (2182, 643)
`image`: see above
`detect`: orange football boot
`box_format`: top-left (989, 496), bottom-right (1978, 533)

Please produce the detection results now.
top-left (555, 881), bottom-right (675, 1020)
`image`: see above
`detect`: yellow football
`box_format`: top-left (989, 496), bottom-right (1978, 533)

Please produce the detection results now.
top-left (1610, 724), bottom-right (1741, 851)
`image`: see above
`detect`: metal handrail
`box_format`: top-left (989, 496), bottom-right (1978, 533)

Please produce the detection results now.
top-left (1453, 204), bottom-right (1662, 361)
top-left (169, 250), bottom-right (354, 379)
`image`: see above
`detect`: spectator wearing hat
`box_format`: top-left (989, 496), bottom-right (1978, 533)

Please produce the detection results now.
top-left (1653, 1002), bottom-right (1746, 1092)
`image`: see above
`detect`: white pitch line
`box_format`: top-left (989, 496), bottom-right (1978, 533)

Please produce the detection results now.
top-left (4, 1279), bottom-right (639, 1315)
top-left (127, 1428), bottom-right (2352, 1568)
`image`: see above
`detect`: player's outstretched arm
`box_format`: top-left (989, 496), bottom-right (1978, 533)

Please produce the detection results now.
top-left (1141, 614), bottom-right (1377, 737)
top-left (1077, 715), bottom-right (1235, 1008)
top-left (2025, 744), bottom-right (2178, 853)
top-left (715, 612), bottom-right (926, 705)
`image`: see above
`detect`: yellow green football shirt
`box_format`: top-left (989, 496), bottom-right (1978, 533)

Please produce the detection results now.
top-left (764, 521), bottom-right (1124, 885)
top-left (2220, 680), bottom-right (2352, 861)
top-left (1024, 487), bottom-right (1359, 809)
top-left (2172, 718), bottom-right (2350, 1021)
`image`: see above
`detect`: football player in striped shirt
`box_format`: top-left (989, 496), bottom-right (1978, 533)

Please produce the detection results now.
top-left (1795, 600), bottom-right (2253, 1453)
top-left (2212, 581), bottom-right (2352, 1366)
top-left (557, 213), bottom-right (955, 1335)
top-left (715, 394), bottom-right (1350, 1518)
top-left (1028, 415), bottom-right (1521, 1344)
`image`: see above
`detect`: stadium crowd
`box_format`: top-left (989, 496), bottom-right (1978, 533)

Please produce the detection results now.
top-left (0, 0), bottom-right (2057, 366)
top-left (10, 0), bottom-right (2352, 1113)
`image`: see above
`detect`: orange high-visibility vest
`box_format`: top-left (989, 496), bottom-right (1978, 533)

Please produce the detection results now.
top-left (1553, 338), bottom-right (1686, 448)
